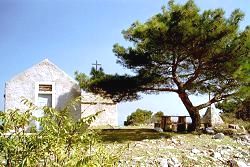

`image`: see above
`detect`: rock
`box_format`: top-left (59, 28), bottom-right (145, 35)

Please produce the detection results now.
top-left (229, 159), bottom-right (249, 167)
top-left (235, 134), bottom-right (250, 146)
top-left (189, 153), bottom-right (195, 157)
top-left (170, 157), bottom-right (179, 164)
top-left (191, 148), bottom-right (201, 154)
top-left (213, 133), bottom-right (225, 139)
top-left (240, 135), bottom-right (250, 142)
top-left (237, 161), bottom-right (248, 167)
top-left (233, 152), bottom-right (244, 158)
top-left (142, 139), bottom-right (150, 142)
top-left (205, 127), bottom-right (215, 134)
top-left (171, 139), bottom-right (179, 145)
top-left (155, 127), bottom-right (164, 132)
top-left (220, 149), bottom-right (230, 157)
top-left (158, 158), bottom-right (169, 167)
top-left (240, 150), bottom-right (249, 157)
top-left (134, 143), bottom-right (143, 147)
top-left (132, 156), bottom-right (143, 161)
top-left (221, 145), bottom-right (234, 150)
top-left (208, 149), bottom-right (214, 153)
top-left (212, 152), bottom-right (222, 159)
top-left (228, 124), bottom-right (240, 129)
top-left (228, 160), bottom-right (239, 167)
top-left (167, 157), bottom-right (181, 167)
top-left (201, 150), bottom-right (208, 156)
top-left (186, 155), bottom-right (198, 161)
top-left (179, 141), bottom-right (184, 145)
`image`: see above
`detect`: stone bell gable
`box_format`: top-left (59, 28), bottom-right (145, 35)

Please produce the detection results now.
top-left (4, 59), bottom-right (118, 126)
top-left (201, 106), bottom-right (224, 127)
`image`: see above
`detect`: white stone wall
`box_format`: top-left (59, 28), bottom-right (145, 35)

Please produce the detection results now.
top-left (201, 106), bottom-right (224, 126)
top-left (81, 91), bottom-right (118, 127)
top-left (5, 59), bottom-right (118, 127)
top-left (5, 59), bottom-right (81, 120)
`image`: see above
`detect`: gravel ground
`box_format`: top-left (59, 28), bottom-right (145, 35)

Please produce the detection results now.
top-left (104, 133), bottom-right (250, 167)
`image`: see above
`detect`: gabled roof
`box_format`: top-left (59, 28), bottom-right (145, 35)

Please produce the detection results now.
top-left (6, 59), bottom-right (77, 84)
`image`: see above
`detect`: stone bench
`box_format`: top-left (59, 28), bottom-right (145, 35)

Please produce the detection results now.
top-left (160, 116), bottom-right (192, 132)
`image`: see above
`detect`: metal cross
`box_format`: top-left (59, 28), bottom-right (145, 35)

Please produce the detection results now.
top-left (92, 60), bottom-right (101, 70)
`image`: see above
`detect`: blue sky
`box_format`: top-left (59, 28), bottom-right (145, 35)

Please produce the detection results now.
top-left (0, 0), bottom-right (249, 125)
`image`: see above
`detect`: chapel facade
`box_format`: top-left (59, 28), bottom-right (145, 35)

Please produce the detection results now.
top-left (4, 59), bottom-right (118, 127)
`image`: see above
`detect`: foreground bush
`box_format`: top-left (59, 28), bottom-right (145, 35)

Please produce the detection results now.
top-left (0, 99), bottom-right (119, 167)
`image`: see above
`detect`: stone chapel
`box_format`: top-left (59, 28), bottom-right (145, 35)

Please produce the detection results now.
top-left (4, 59), bottom-right (118, 127)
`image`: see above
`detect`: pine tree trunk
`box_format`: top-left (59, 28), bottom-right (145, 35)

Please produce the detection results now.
top-left (189, 109), bottom-right (201, 131)
top-left (178, 91), bottom-right (201, 131)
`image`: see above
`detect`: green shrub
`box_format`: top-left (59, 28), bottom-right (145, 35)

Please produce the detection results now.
top-left (0, 98), bottom-right (119, 166)
top-left (151, 111), bottom-right (164, 123)
top-left (125, 108), bottom-right (152, 126)
top-left (221, 112), bottom-right (250, 132)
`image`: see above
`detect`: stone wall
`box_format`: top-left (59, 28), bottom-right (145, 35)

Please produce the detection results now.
top-left (81, 91), bottom-right (118, 127)
top-left (201, 106), bottom-right (224, 127)
top-left (5, 59), bottom-right (118, 126)
top-left (5, 59), bottom-right (81, 120)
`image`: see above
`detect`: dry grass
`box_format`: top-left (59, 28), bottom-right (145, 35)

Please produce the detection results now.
top-left (97, 129), bottom-right (249, 167)
top-left (98, 128), bottom-right (173, 143)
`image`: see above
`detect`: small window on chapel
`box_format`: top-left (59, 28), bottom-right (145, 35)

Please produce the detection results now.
top-left (34, 82), bottom-right (54, 131)
top-left (35, 82), bottom-right (55, 108)
top-left (39, 84), bottom-right (52, 92)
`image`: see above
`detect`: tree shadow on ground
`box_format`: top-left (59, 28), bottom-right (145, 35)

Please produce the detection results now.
top-left (98, 129), bottom-right (173, 143)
